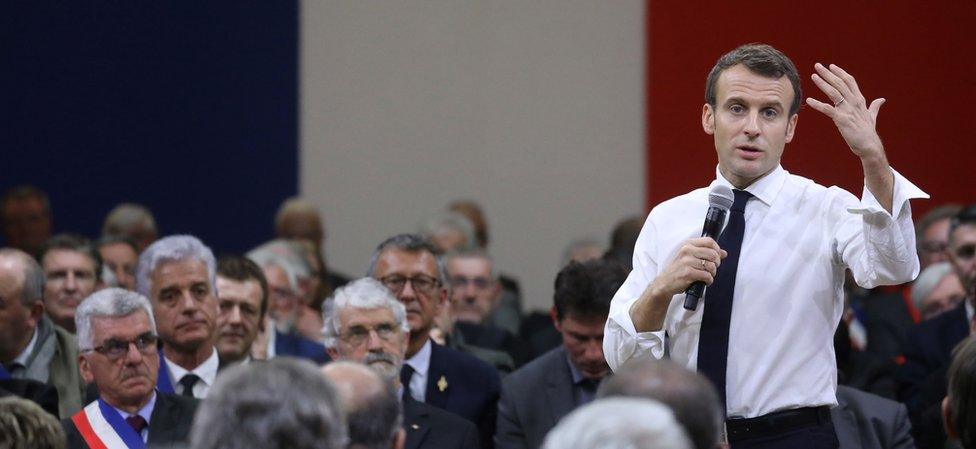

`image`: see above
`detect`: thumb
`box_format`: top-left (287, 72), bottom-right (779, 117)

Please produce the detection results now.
top-left (868, 98), bottom-right (886, 120)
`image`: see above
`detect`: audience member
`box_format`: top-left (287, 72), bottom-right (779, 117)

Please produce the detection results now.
top-left (368, 234), bottom-right (500, 447)
top-left (448, 200), bottom-right (523, 336)
top-left (214, 256), bottom-right (268, 364)
top-left (324, 277), bottom-right (481, 449)
top-left (64, 288), bottom-right (197, 448)
top-left (247, 242), bottom-right (329, 363)
top-left (420, 211), bottom-right (477, 254)
top-left (560, 238), bottom-right (604, 268)
top-left (596, 359), bottom-right (722, 449)
top-left (944, 335), bottom-right (976, 449)
top-left (274, 197), bottom-right (351, 291)
top-left (0, 248), bottom-right (86, 418)
top-left (39, 234), bottom-right (102, 333)
top-left (101, 203), bottom-right (158, 253)
top-left (539, 397), bottom-right (692, 449)
top-left (911, 262), bottom-right (967, 322)
top-left (322, 362), bottom-right (406, 449)
top-left (898, 205), bottom-right (976, 448)
top-left (95, 236), bottom-right (139, 291)
top-left (136, 235), bottom-right (223, 399)
top-left (0, 375), bottom-right (60, 418)
top-left (916, 204), bottom-right (963, 271)
top-left (0, 396), bottom-right (66, 449)
top-left (603, 215), bottom-right (643, 270)
top-left (495, 259), bottom-right (626, 449)
top-left (190, 358), bottom-right (346, 449)
top-left (1, 185), bottom-right (53, 258)
top-left (832, 385), bottom-right (914, 449)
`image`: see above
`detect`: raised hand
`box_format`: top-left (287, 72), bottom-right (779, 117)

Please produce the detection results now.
top-left (805, 63), bottom-right (885, 159)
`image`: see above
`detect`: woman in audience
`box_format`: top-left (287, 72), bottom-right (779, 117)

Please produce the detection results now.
top-left (944, 335), bottom-right (976, 448)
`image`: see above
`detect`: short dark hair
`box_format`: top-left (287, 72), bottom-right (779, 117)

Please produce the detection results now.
top-left (39, 233), bottom-right (102, 283)
top-left (949, 204), bottom-right (976, 245)
top-left (553, 259), bottom-right (627, 321)
top-left (216, 255), bottom-right (269, 321)
top-left (346, 377), bottom-right (402, 449)
top-left (947, 336), bottom-right (976, 448)
top-left (705, 43), bottom-right (803, 116)
top-left (597, 359), bottom-right (722, 449)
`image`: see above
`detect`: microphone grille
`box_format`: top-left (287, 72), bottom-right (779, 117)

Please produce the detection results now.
top-left (708, 185), bottom-right (734, 210)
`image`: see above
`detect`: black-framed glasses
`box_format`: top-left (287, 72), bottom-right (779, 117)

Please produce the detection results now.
top-left (83, 333), bottom-right (158, 361)
top-left (340, 323), bottom-right (399, 346)
top-left (379, 274), bottom-right (440, 294)
top-left (954, 243), bottom-right (976, 261)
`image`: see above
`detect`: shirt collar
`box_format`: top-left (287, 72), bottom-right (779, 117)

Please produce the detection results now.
top-left (405, 339), bottom-right (432, 377)
top-left (967, 298), bottom-right (974, 323)
top-left (563, 349), bottom-right (586, 385)
top-left (164, 347), bottom-right (220, 387)
top-left (111, 390), bottom-right (156, 423)
top-left (713, 164), bottom-right (787, 207)
top-left (12, 328), bottom-right (39, 366)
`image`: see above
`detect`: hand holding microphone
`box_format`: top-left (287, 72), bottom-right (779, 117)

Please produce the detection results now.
top-left (683, 185), bottom-right (734, 310)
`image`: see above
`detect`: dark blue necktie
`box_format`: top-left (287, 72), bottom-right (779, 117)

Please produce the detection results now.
top-left (697, 189), bottom-right (752, 412)
top-left (400, 364), bottom-right (415, 402)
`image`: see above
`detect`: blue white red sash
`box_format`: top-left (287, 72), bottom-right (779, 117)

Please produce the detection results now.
top-left (70, 399), bottom-right (147, 449)
top-left (155, 348), bottom-right (175, 394)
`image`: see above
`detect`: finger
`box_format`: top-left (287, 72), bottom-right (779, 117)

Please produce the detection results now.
top-left (868, 98), bottom-right (886, 121)
top-left (689, 237), bottom-right (723, 252)
top-left (804, 97), bottom-right (835, 117)
top-left (828, 64), bottom-right (865, 104)
top-left (815, 63), bottom-right (854, 100)
top-left (811, 73), bottom-right (844, 105)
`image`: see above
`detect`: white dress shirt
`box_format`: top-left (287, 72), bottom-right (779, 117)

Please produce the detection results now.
top-left (164, 348), bottom-right (220, 399)
top-left (605, 165), bottom-right (927, 418)
top-left (403, 339), bottom-right (432, 402)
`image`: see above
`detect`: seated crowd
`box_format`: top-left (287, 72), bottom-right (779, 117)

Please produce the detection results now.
top-left (1, 185), bottom-right (975, 449)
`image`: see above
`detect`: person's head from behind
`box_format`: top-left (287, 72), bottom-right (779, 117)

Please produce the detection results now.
top-left (0, 248), bottom-right (45, 365)
top-left (0, 396), bottom-right (66, 449)
top-left (275, 197), bottom-right (325, 249)
top-left (552, 259), bottom-right (627, 380)
top-left (191, 358), bottom-right (347, 449)
top-left (917, 204), bottom-right (963, 270)
top-left (215, 255), bottom-right (269, 363)
top-left (911, 262), bottom-right (966, 321)
top-left (597, 359), bottom-right (723, 449)
top-left (448, 200), bottom-right (488, 249)
top-left (605, 215), bottom-right (643, 270)
top-left (1, 185), bottom-right (52, 257)
top-left (75, 288), bottom-right (159, 412)
top-left (946, 205), bottom-right (976, 298)
top-left (324, 278), bottom-right (410, 383)
top-left (445, 249), bottom-right (501, 324)
top-left (541, 397), bottom-right (692, 449)
top-left (39, 233), bottom-right (102, 332)
top-left (102, 203), bottom-right (158, 253)
top-left (703, 43), bottom-right (801, 189)
top-left (418, 211), bottom-right (477, 254)
top-left (944, 335), bottom-right (976, 449)
top-left (321, 361), bottom-right (405, 449)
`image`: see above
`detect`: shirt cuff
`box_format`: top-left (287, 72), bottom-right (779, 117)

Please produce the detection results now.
top-left (848, 167), bottom-right (929, 219)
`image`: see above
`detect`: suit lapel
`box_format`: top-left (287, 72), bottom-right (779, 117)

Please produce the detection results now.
top-left (545, 347), bottom-right (577, 427)
top-left (402, 397), bottom-right (431, 449)
top-left (830, 401), bottom-right (860, 449)
top-left (425, 343), bottom-right (449, 409)
top-left (147, 393), bottom-right (175, 445)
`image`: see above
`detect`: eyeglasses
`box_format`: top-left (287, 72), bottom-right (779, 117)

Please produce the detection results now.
top-left (920, 241), bottom-right (948, 254)
top-left (954, 244), bottom-right (976, 261)
top-left (340, 323), bottom-right (399, 346)
top-left (83, 333), bottom-right (158, 361)
top-left (449, 276), bottom-right (493, 290)
top-left (379, 275), bottom-right (440, 295)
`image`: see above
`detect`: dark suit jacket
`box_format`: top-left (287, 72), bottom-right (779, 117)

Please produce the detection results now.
top-left (275, 329), bottom-right (330, 365)
top-left (423, 342), bottom-right (500, 449)
top-left (0, 378), bottom-right (60, 417)
top-left (832, 385), bottom-right (914, 449)
top-left (404, 396), bottom-right (481, 449)
top-left (495, 346), bottom-right (577, 449)
top-left (63, 392), bottom-right (199, 449)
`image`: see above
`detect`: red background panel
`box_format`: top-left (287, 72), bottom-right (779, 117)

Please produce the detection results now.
top-left (645, 2), bottom-right (976, 216)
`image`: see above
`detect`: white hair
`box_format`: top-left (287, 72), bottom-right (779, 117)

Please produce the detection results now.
top-left (135, 235), bottom-right (216, 298)
top-left (911, 262), bottom-right (955, 311)
top-left (322, 278), bottom-right (408, 348)
top-left (418, 211), bottom-right (477, 251)
top-left (75, 288), bottom-right (156, 350)
top-left (102, 203), bottom-right (157, 236)
top-left (247, 239), bottom-right (312, 292)
top-left (541, 398), bottom-right (692, 449)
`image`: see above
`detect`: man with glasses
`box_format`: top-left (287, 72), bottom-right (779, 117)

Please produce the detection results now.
top-left (0, 247), bottom-right (86, 418)
top-left (323, 278), bottom-right (480, 449)
top-left (368, 234), bottom-right (500, 448)
top-left (915, 204), bottom-right (963, 271)
top-left (64, 288), bottom-right (197, 449)
top-left (898, 204), bottom-right (976, 447)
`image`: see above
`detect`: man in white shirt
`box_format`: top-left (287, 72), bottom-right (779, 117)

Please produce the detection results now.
top-left (604, 44), bottom-right (926, 448)
top-left (136, 235), bottom-right (222, 399)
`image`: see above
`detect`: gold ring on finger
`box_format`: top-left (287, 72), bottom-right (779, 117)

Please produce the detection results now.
top-left (701, 259), bottom-right (706, 269)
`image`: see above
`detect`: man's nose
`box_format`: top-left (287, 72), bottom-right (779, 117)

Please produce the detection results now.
top-left (64, 272), bottom-right (78, 291)
top-left (367, 330), bottom-right (384, 350)
top-left (583, 340), bottom-right (604, 361)
top-left (179, 291), bottom-right (199, 312)
top-left (227, 305), bottom-right (242, 324)
top-left (399, 282), bottom-right (418, 301)
top-left (124, 342), bottom-right (144, 364)
top-left (744, 112), bottom-right (761, 136)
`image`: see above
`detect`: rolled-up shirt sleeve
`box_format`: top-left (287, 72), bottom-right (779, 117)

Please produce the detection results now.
top-left (839, 167), bottom-right (929, 288)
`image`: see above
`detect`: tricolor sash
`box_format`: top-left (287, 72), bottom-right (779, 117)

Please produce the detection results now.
top-left (70, 399), bottom-right (147, 449)
top-left (155, 348), bottom-right (175, 394)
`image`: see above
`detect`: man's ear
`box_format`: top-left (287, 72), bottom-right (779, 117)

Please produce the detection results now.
top-left (79, 355), bottom-right (95, 384)
top-left (702, 104), bottom-right (715, 135)
top-left (392, 428), bottom-right (406, 449)
top-left (785, 113), bottom-right (798, 143)
top-left (943, 396), bottom-right (958, 439)
top-left (549, 307), bottom-right (562, 332)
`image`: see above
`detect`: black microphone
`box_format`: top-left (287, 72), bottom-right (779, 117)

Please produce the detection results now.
top-left (683, 185), bottom-right (734, 311)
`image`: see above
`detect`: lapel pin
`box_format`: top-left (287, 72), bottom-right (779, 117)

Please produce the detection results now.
top-left (411, 424), bottom-right (420, 430)
top-left (437, 375), bottom-right (448, 392)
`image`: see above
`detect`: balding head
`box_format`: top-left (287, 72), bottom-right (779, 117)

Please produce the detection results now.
top-left (322, 362), bottom-right (403, 449)
top-left (598, 359), bottom-right (723, 449)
